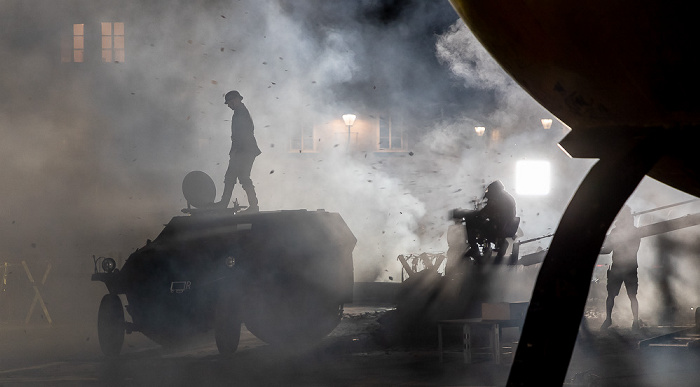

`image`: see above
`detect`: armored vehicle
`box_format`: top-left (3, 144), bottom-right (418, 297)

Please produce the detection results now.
top-left (92, 172), bottom-right (356, 356)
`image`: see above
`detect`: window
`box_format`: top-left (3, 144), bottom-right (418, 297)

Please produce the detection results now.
top-left (291, 125), bottom-right (316, 152)
top-left (378, 115), bottom-right (404, 151)
top-left (102, 22), bottom-right (125, 63)
top-left (73, 24), bottom-right (84, 62)
top-left (61, 24), bottom-right (84, 63)
top-left (61, 22), bottom-right (125, 63)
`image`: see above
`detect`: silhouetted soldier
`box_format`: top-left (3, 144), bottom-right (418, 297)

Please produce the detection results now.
top-left (600, 205), bottom-right (641, 330)
top-left (452, 180), bottom-right (517, 262)
top-left (216, 90), bottom-right (261, 212)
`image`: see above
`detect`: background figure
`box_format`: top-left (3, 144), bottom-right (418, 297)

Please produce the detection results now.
top-left (453, 180), bottom-right (516, 262)
top-left (600, 205), bottom-right (642, 329)
top-left (216, 90), bottom-right (262, 212)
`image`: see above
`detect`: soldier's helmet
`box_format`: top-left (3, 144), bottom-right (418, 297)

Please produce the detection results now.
top-left (485, 180), bottom-right (504, 198)
top-left (224, 90), bottom-right (243, 104)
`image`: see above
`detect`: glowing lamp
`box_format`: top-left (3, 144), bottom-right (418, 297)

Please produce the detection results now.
top-left (541, 118), bottom-right (553, 129)
top-left (342, 114), bottom-right (357, 126)
top-left (475, 126), bottom-right (486, 136)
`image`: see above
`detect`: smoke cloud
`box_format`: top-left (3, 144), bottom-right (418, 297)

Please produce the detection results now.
top-left (1, 0), bottom-right (699, 328)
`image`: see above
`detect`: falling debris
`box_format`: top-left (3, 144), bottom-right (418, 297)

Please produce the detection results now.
top-left (270, 170), bottom-right (274, 174)
top-left (221, 15), bottom-right (226, 18)
top-left (408, 151), bottom-right (414, 156)
top-left (211, 80), bottom-right (218, 85)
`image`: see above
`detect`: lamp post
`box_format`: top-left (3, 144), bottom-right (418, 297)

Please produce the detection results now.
top-left (342, 114), bottom-right (356, 150)
top-left (541, 118), bottom-right (553, 129)
top-left (475, 126), bottom-right (485, 136)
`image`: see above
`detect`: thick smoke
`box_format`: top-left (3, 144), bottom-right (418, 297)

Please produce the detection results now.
top-left (431, 20), bottom-right (594, 254)
top-left (2, 0), bottom-right (699, 324)
top-left (0, 1), bottom-right (471, 314)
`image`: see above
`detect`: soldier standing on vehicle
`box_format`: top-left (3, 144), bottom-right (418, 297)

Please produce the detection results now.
top-left (215, 90), bottom-right (262, 212)
top-left (600, 205), bottom-right (642, 330)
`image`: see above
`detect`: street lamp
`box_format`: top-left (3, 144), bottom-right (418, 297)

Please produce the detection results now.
top-left (475, 126), bottom-right (485, 136)
top-left (343, 114), bottom-right (356, 149)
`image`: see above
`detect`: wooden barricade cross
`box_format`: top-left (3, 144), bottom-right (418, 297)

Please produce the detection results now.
top-left (22, 260), bottom-right (53, 325)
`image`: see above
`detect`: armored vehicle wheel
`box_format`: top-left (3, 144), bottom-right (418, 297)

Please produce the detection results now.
top-left (98, 294), bottom-right (125, 357)
top-left (215, 292), bottom-right (242, 355)
top-left (244, 289), bottom-right (343, 347)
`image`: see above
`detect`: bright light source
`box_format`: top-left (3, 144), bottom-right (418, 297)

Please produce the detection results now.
top-left (342, 114), bottom-right (356, 126)
top-left (516, 160), bottom-right (550, 195)
top-left (474, 126), bottom-right (485, 136)
top-left (541, 118), bottom-right (553, 129)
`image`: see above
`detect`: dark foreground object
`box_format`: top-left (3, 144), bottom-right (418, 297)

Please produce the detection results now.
top-left (448, 1), bottom-right (700, 385)
top-left (92, 209), bottom-right (356, 356)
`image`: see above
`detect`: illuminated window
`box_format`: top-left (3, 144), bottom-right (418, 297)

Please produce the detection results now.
top-left (291, 125), bottom-right (316, 152)
top-left (61, 24), bottom-right (84, 62)
top-left (515, 160), bottom-right (551, 195)
top-left (102, 22), bottom-right (125, 63)
top-left (378, 116), bottom-right (404, 151)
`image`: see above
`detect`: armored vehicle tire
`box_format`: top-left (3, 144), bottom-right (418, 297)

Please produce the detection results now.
top-left (98, 294), bottom-right (125, 357)
top-left (243, 289), bottom-right (343, 347)
top-left (215, 292), bottom-right (242, 355)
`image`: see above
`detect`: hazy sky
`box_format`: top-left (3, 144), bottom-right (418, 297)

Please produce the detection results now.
top-left (1, 0), bottom-right (698, 292)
